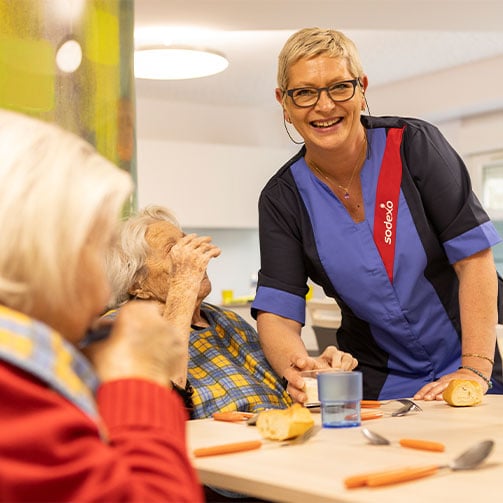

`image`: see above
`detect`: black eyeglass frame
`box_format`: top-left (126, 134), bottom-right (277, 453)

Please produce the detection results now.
top-left (285, 78), bottom-right (360, 108)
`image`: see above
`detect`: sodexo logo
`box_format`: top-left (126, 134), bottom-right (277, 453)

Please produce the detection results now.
top-left (380, 200), bottom-right (394, 245)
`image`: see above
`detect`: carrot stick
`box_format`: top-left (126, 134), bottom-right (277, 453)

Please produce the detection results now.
top-left (344, 467), bottom-right (419, 489)
top-left (344, 465), bottom-right (439, 489)
top-left (212, 411), bottom-right (255, 422)
top-left (361, 410), bottom-right (384, 421)
top-left (360, 400), bottom-right (382, 408)
top-left (367, 465), bottom-right (440, 486)
top-left (345, 472), bottom-right (381, 489)
top-left (399, 438), bottom-right (445, 452)
top-left (193, 440), bottom-right (262, 457)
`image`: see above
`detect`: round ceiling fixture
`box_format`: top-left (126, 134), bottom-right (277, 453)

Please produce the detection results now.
top-left (134, 45), bottom-right (229, 80)
top-left (56, 39), bottom-right (82, 73)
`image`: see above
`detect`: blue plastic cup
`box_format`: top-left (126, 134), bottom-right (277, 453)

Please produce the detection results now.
top-left (317, 371), bottom-right (362, 428)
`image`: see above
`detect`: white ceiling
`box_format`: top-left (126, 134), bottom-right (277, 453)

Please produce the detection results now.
top-left (134, 0), bottom-right (503, 109)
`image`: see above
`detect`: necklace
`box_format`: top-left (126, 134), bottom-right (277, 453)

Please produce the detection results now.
top-left (309, 135), bottom-right (367, 200)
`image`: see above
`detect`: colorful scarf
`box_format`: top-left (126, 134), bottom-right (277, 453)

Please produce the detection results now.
top-left (0, 305), bottom-right (100, 422)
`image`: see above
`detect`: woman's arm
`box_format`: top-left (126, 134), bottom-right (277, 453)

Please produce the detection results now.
top-left (0, 364), bottom-right (203, 503)
top-left (257, 311), bottom-right (357, 403)
top-left (161, 234), bottom-right (221, 388)
top-left (414, 248), bottom-right (497, 400)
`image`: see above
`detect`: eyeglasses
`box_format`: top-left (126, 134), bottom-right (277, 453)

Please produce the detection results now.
top-left (286, 78), bottom-right (359, 108)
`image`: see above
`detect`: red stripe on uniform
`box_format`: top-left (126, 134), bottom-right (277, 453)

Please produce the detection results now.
top-left (373, 127), bottom-right (404, 283)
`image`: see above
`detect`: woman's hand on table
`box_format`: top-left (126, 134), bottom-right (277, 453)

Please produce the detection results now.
top-left (413, 368), bottom-right (490, 401)
top-left (283, 346), bottom-right (358, 404)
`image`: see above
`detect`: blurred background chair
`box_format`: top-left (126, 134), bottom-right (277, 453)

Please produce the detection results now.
top-left (306, 298), bottom-right (341, 354)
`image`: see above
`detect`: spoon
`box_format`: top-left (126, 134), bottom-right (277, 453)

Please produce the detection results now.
top-left (362, 427), bottom-right (445, 451)
top-left (345, 439), bottom-right (494, 488)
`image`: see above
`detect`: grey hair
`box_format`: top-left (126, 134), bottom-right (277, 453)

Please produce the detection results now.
top-left (0, 109), bottom-right (132, 315)
top-left (106, 205), bottom-right (181, 307)
top-left (277, 27), bottom-right (365, 94)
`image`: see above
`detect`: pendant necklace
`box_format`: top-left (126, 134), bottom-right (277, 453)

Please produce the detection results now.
top-left (309, 135), bottom-right (367, 200)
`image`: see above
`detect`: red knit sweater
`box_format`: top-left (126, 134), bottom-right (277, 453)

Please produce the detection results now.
top-left (0, 362), bottom-right (204, 502)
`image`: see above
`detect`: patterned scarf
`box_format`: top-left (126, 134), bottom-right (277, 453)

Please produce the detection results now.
top-left (0, 305), bottom-right (100, 423)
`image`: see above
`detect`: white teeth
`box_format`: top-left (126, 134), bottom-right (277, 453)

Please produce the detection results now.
top-left (313, 119), bottom-right (338, 127)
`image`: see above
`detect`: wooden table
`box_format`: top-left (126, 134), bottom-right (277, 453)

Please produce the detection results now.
top-left (188, 397), bottom-right (503, 502)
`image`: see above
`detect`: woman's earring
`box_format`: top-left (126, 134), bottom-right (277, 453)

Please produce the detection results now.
top-left (362, 94), bottom-right (371, 116)
top-left (282, 115), bottom-right (304, 145)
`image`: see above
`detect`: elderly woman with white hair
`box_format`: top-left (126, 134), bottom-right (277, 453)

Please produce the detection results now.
top-left (0, 110), bottom-right (203, 502)
top-left (104, 205), bottom-right (293, 418)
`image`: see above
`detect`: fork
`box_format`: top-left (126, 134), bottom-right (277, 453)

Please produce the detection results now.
top-left (390, 399), bottom-right (423, 417)
top-left (361, 398), bottom-right (422, 417)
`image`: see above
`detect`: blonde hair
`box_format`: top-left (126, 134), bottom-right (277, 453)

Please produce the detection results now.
top-left (0, 109), bottom-right (132, 315)
top-left (106, 205), bottom-right (180, 307)
top-left (277, 27), bottom-right (364, 93)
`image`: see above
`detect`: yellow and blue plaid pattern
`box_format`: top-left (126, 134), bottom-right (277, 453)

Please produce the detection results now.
top-left (189, 303), bottom-right (292, 418)
top-left (0, 305), bottom-right (99, 421)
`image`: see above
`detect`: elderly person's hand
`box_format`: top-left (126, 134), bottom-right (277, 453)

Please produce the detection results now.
top-left (84, 301), bottom-right (185, 387)
top-left (167, 233), bottom-right (221, 291)
top-left (282, 346), bottom-right (358, 404)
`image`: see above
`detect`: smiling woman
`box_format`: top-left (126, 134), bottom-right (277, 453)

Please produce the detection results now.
top-left (251, 27), bottom-right (503, 406)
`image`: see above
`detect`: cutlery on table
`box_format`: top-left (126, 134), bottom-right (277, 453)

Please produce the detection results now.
top-left (362, 427), bottom-right (445, 451)
top-left (361, 398), bottom-right (422, 417)
top-left (344, 439), bottom-right (494, 488)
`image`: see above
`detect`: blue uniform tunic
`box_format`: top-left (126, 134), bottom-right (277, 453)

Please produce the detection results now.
top-left (252, 116), bottom-right (503, 399)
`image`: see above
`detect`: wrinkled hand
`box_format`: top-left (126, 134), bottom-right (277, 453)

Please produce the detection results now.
top-left (413, 368), bottom-right (490, 401)
top-left (84, 301), bottom-right (186, 387)
top-left (167, 233), bottom-right (221, 289)
top-left (161, 234), bottom-right (220, 327)
top-left (283, 346), bottom-right (358, 404)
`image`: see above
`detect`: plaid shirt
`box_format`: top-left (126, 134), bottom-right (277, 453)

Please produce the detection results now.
top-left (189, 303), bottom-right (292, 418)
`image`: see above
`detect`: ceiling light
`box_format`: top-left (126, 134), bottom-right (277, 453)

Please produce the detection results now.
top-left (56, 39), bottom-right (82, 73)
top-left (134, 45), bottom-right (229, 80)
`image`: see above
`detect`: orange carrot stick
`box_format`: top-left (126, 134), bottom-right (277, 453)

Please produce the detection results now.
top-left (361, 410), bottom-right (384, 421)
top-left (344, 465), bottom-right (439, 489)
top-left (344, 467), bottom-right (418, 489)
top-left (360, 400), bottom-right (382, 408)
top-left (345, 471), bottom-right (383, 489)
top-left (367, 465), bottom-right (440, 487)
top-left (193, 440), bottom-right (262, 457)
top-left (212, 411), bottom-right (255, 422)
top-left (399, 438), bottom-right (445, 452)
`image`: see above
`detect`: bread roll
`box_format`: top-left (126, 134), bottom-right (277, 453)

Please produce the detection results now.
top-left (443, 379), bottom-right (483, 407)
top-left (256, 404), bottom-right (314, 441)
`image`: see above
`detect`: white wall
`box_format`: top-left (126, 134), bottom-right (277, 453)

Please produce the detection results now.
top-left (137, 138), bottom-right (294, 228)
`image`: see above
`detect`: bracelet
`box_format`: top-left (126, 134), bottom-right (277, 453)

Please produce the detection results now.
top-left (458, 366), bottom-right (493, 389)
top-left (171, 379), bottom-right (195, 417)
top-left (461, 353), bottom-right (495, 366)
